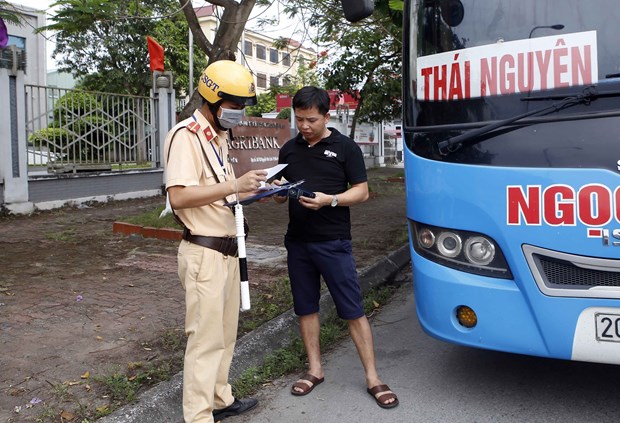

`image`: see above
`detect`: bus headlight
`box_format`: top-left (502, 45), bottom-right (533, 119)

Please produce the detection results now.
top-left (410, 220), bottom-right (513, 279)
top-left (418, 227), bottom-right (436, 248)
top-left (464, 236), bottom-right (495, 265)
top-left (437, 232), bottom-right (462, 258)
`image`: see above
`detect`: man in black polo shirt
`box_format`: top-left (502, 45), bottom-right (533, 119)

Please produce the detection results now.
top-left (274, 86), bottom-right (399, 409)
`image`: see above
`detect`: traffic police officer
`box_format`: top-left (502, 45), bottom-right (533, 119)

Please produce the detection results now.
top-left (164, 60), bottom-right (267, 423)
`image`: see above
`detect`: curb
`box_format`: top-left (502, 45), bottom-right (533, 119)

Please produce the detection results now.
top-left (98, 244), bottom-right (411, 423)
top-left (112, 222), bottom-right (183, 241)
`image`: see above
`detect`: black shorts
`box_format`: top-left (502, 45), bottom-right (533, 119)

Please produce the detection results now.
top-left (284, 238), bottom-right (364, 320)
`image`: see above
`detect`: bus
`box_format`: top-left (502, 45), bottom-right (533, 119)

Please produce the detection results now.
top-left (403, 0), bottom-right (620, 365)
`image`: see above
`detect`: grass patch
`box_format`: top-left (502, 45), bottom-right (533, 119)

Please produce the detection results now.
top-left (44, 228), bottom-right (77, 242)
top-left (121, 205), bottom-right (181, 230)
top-left (35, 405), bottom-right (58, 421)
top-left (239, 276), bottom-right (294, 334)
top-left (157, 327), bottom-right (186, 352)
top-left (93, 359), bottom-right (178, 415)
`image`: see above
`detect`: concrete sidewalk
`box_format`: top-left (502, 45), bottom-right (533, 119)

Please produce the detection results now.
top-left (233, 278), bottom-right (417, 423)
top-left (99, 244), bottom-right (411, 423)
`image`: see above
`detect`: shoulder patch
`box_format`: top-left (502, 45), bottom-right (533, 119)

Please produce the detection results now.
top-left (203, 127), bottom-right (215, 142)
top-left (186, 121), bottom-right (201, 134)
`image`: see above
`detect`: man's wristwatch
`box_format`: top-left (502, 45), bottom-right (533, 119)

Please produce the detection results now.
top-left (330, 195), bottom-right (338, 207)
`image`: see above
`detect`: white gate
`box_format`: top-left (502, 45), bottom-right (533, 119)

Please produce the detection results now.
top-left (25, 85), bottom-right (157, 174)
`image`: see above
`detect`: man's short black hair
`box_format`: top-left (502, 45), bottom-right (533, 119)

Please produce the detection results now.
top-left (292, 86), bottom-right (330, 115)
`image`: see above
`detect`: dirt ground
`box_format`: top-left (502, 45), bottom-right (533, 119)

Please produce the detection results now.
top-left (0, 166), bottom-right (407, 422)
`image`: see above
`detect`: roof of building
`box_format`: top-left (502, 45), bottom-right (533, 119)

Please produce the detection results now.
top-left (194, 5), bottom-right (215, 17)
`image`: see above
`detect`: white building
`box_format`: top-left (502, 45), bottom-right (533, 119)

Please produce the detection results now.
top-left (195, 5), bottom-right (316, 95)
top-left (2, 2), bottom-right (46, 86)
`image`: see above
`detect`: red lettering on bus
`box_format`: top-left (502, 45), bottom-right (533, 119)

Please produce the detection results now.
top-left (507, 186), bottom-right (541, 225)
top-left (508, 184), bottom-right (620, 227)
top-left (480, 57), bottom-right (497, 97)
top-left (543, 185), bottom-right (575, 225)
top-left (535, 50), bottom-right (552, 90)
top-left (571, 45), bottom-right (592, 85)
top-left (517, 52), bottom-right (534, 92)
top-left (448, 57), bottom-right (464, 100)
top-left (578, 184), bottom-right (612, 226)
top-left (434, 65), bottom-right (448, 100)
top-left (464, 60), bottom-right (471, 98)
top-left (616, 187), bottom-right (620, 223)
top-left (553, 47), bottom-right (569, 88)
top-left (421, 67), bottom-right (432, 100)
top-left (499, 54), bottom-right (516, 94)
top-left (422, 38), bottom-right (594, 101)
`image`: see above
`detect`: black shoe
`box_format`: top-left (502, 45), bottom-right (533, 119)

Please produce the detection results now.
top-left (212, 398), bottom-right (258, 420)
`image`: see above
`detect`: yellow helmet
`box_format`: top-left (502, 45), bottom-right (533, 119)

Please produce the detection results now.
top-left (198, 60), bottom-right (257, 106)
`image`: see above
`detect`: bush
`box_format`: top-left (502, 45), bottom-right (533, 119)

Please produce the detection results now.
top-left (53, 91), bottom-right (103, 123)
top-left (276, 107), bottom-right (291, 120)
top-left (28, 127), bottom-right (72, 148)
top-left (49, 91), bottom-right (110, 161)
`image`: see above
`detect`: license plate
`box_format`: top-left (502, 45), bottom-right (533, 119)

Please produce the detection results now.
top-left (595, 313), bottom-right (620, 342)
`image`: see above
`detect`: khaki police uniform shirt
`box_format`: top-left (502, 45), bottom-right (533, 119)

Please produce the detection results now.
top-left (164, 109), bottom-right (237, 237)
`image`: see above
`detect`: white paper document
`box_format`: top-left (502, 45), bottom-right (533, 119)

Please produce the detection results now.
top-left (259, 164), bottom-right (287, 188)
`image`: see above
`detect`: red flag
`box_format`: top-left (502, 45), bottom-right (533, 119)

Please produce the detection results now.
top-left (147, 36), bottom-right (164, 72)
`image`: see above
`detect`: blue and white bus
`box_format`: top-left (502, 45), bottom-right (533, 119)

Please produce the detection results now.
top-left (402, 0), bottom-right (620, 364)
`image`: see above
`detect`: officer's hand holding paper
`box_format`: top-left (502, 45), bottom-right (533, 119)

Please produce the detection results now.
top-left (225, 164), bottom-right (287, 206)
top-left (259, 164), bottom-right (287, 189)
top-left (225, 164), bottom-right (316, 206)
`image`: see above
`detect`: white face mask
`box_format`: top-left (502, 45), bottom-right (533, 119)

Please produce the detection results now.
top-left (218, 106), bottom-right (245, 129)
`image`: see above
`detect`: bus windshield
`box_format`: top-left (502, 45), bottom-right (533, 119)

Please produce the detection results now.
top-left (405, 0), bottom-right (620, 169)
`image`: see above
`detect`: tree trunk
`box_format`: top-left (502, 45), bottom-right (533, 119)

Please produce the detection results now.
top-left (177, 0), bottom-right (257, 121)
top-left (179, 0), bottom-right (213, 57)
top-left (350, 97), bottom-right (363, 138)
top-left (211, 0), bottom-right (256, 61)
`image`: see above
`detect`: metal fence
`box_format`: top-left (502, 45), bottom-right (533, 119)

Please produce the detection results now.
top-left (24, 84), bottom-right (158, 174)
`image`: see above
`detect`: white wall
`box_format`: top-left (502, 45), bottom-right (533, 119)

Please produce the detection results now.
top-left (5, 3), bottom-right (47, 86)
top-left (197, 13), bottom-right (316, 96)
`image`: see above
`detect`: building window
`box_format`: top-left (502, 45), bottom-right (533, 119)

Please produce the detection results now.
top-left (257, 73), bottom-right (267, 89)
top-left (283, 75), bottom-right (293, 85)
top-left (270, 76), bottom-right (279, 87)
top-left (269, 48), bottom-right (279, 64)
top-left (256, 45), bottom-right (266, 61)
top-left (282, 52), bottom-right (291, 66)
top-left (244, 40), bottom-right (252, 57)
top-left (8, 35), bottom-right (26, 49)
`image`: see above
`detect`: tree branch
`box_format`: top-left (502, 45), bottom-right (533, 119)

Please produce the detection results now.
top-left (178, 0), bottom-right (257, 120)
top-left (208, 0), bottom-right (235, 7)
top-left (179, 0), bottom-right (213, 57)
top-left (211, 0), bottom-right (256, 61)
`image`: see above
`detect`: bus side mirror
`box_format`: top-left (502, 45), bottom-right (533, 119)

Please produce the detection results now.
top-left (340, 0), bottom-right (374, 22)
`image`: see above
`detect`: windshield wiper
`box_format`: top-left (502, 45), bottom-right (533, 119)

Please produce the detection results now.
top-left (437, 85), bottom-right (619, 154)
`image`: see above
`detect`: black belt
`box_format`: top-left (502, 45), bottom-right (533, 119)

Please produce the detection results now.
top-left (183, 231), bottom-right (238, 257)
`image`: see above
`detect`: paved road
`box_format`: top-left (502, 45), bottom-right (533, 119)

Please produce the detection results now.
top-left (234, 279), bottom-right (620, 423)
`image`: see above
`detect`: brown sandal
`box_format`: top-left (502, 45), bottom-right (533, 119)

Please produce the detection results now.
top-left (291, 373), bottom-right (324, 396)
top-left (367, 384), bottom-right (399, 409)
